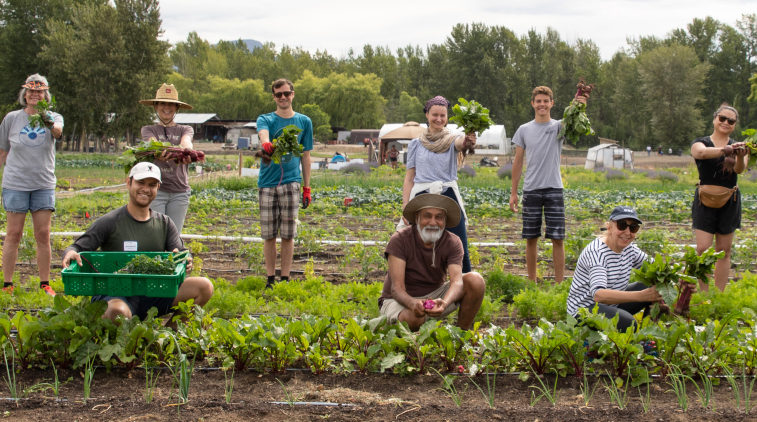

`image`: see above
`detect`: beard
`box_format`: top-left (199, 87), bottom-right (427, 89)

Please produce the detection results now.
top-left (417, 223), bottom-right (444, 244)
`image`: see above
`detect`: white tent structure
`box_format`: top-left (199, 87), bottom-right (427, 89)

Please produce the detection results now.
top-left (377, 123), bottom-right (510, 154)
top-left (585, 144), bottom-right (634, 170)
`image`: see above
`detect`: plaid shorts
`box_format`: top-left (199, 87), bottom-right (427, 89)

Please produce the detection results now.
top-left (521, 188), bottom-right (566, 240)
top-left (259, 182), bottom-right (300, 240)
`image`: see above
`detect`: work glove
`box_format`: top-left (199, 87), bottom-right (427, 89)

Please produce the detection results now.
top-left (41, 112), bottom-right (54, 128)
top-left (262, 142), bottom-right (275, 155)
top-left (302, 187), bottom-right (312, 209)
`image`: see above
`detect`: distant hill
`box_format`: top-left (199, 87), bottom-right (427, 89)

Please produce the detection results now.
top-left (214, 39), bottom-right (263, 51)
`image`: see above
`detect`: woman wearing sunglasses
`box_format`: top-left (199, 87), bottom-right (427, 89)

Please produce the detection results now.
top-left (567, 206), bottom-right (665, 332)
top-left (690, 104), bottom-right (747, 292)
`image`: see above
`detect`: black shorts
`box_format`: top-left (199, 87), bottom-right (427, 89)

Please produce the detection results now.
top-left (91, 294), bottom-right (176, 321)
top-left (692, 188), bottom-right (741, 235)
top-left (389, 157), bottom-right (397, 162)
top-left (521, 188), bottom-right (566, 239)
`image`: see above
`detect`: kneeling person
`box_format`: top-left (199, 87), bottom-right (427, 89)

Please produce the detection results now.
top-left (61, 162), bottom-right (214, 323)
top-left (379, 194), bottom-right (485, 331)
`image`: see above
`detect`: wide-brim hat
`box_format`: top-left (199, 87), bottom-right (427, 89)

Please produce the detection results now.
top-left (403, 194), bottom-right (461, 228)
top-left (139, 84), bottom-right (193, 110)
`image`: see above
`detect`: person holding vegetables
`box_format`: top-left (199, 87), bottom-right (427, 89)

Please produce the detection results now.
top-left (60, 162), bottom-right (214, 324)
top-left (380, 194), bottom-right (484, 331)
top-left (690, 104), bottom-right (748, 292)
top-left (509, 86), bottom-right (588, 283)
top-left (0, 74), bottom-right (63, 296)
top-left (139, 84), bottom-right (196, 234)
top-left (257, 78), bottom-right (313, 289)
top-left (567, 206), bottom-right (667, 332)
top-left (399, 96), bottom-right (481, 279)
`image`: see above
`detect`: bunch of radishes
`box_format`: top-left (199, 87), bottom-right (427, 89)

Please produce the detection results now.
top-left (721, 144), bottom-right (740, 175)
top-left (118, 138), bottom-right (206, 174)
top-left (575, 77), bottom-right (595, 98)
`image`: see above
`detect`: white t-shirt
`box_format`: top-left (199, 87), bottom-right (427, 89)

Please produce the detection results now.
top-left (511, 119), bottom-right (563, 191)
top-left (566, 238), bottom-right (647, 316)
top-left (0, 109), bottom-right (63, 191)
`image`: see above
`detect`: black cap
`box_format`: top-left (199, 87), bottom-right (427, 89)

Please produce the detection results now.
top-left (608, 206), bottom-right (642, 225)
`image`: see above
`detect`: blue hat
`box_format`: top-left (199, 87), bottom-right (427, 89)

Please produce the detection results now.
top-left (608, 206), bottom-right (642, 225)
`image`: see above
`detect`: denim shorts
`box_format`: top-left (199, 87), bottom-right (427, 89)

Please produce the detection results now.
top-left (2, 189), bottom-right (55, 213)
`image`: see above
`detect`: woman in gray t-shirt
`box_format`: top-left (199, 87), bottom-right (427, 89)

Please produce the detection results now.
top-left (401, 96), bottom-right (476, 273)
top-left (138, 84), bottom-right (195, 233)
top-left (0, 74), bottom-right (63, 296)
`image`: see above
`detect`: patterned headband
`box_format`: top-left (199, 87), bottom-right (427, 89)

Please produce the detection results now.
top-left (423, 96), bottom-right (450, 114)
top-left (22, 81), bottom-right (49, 90)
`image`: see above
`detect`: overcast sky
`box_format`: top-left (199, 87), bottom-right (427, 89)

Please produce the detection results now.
top-left (159, 0), bottom-right (755, 61)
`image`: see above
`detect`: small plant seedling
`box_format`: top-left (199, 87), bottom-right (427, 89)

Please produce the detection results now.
top-left (431, 368), bottom-right (467, 408)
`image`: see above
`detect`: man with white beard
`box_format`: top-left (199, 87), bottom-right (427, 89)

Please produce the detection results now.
top-left (378, 194), bottom-right (485, 331)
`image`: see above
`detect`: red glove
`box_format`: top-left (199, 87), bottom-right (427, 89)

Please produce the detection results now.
top-left (262, 142), bottom-right (274, 155)
top-left (302, 187), bottom-right (311, 209)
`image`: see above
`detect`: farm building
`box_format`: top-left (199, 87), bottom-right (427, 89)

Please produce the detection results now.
top-left (584, 143), bottom-right (634, 170)
top-left (168, 114), bottom-right (221, 141)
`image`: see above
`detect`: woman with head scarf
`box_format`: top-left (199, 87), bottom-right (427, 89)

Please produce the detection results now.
top-left (0, 74), bottom-right (63, 296)
top-left (398, 96), bottom-right (483, 286)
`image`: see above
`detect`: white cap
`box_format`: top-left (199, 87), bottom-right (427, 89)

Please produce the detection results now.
top-left (128, 162), bottom-right (162, 182)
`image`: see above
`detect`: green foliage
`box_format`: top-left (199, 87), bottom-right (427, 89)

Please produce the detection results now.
top-left (629, 254), bottom-right (682, 305)
top-left (510, 281), bottom-right (569, 320)
top-left (559, 99), bottom-right (595, 145)
top-left (682, 246), bottom-right (724, 284)
top-left (27, 97), bottom-right (56, 129)
top-left (485, 269), bottom-right (534, 302)
top-left (119, 251), bottom-right (188, 275)
top-left (271, 125), bottom-right (304, 164)
top-left (449, 98), bottom-right (494, 136)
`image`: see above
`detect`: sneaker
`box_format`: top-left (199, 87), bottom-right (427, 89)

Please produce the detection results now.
top-left (2, 285), bottom-right (13, 294)
top-left (41, 284), bottom-right (56, 297)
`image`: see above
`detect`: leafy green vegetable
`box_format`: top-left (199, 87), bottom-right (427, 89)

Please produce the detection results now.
top-left (682, 246), bottom-right (724, 285)
top-left (558, 99), bottom-right (595, 145)
top-left (116, 138), bottom-right (173, 174)
top-left (271, 125), bottom-right (304, 164)
top-left (449, 98), bottom-right (494, 136)
top-left (629, 254), bottom-right (682, 305)
top-left (118, 251), bottom-right (189, 275)
top-left (742, 129), bottom-right (757, 168)
top-left (27, 96), bottom-right (57, 129)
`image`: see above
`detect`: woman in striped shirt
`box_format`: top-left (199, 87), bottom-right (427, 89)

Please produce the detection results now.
top-left (567, 206), bottom-right (664, 332)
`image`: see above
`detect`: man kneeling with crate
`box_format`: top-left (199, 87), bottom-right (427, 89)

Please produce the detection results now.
top-left (61, 162), bottom-right (213, 325)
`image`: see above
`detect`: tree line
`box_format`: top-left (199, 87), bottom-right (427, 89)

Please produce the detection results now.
top-left (0, 0), bottom-right (756, 150)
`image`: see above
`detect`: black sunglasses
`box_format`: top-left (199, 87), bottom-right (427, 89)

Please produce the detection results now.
top-left (273, 91), bottom-right (294, 99)
top-left (615, 220), bottom-right (641, 233)
top-left (717, 115), bottom-right (737, 125)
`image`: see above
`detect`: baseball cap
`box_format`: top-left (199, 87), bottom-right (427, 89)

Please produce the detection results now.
top-left (128, 162), bottom-right (162, 182)
top-left (608, 206), bottom-right (642, 225)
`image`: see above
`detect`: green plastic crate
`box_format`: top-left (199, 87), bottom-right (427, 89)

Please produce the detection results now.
top-left (61, 252), bottom-right (186, 298)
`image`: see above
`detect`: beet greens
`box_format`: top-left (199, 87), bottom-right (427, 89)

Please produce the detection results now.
top-left (558, 77), bottom-right (595, 145)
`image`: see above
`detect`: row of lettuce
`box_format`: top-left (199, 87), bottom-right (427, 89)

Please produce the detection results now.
top-left (3, 294), bottom-right (757, 387)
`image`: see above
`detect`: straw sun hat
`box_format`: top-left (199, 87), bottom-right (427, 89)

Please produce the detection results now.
top-left (402, 194), bottom-right (461, 228)
top-left (139, 83), bottom-right (193, 110)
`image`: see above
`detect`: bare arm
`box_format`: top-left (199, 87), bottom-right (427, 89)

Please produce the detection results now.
top-left (593, 286), bottom-right (661, 305)
top-left (50, 123), bottom-right (62, 139)
top-left (301, 150), bottom-right (311, 188)
top-left (258, 129), bottom-right (270, 144)
top-left (388, 255), bottom-right (425, 317)
top-left (735, 143), bottom-right (748, 174)
top-left (509, 146), bottom-right (525, 212)
top-left (402, 167), bottom-right (416, 208)
top-left (0, 149), bottom-right (7, 167)
top-left (454, 133), bottom-right (476, 152)
top-left (179, 134), bottom-right (193, 150)
top-left (691, 141), bottom-right (727, 160)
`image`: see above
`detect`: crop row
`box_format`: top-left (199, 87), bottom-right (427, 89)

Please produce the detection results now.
top-left (4, 293), bottom-right (757, 386)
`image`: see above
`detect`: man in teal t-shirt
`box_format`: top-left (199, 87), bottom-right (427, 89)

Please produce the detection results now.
top-left (257, 78), bottom-right (313, 289)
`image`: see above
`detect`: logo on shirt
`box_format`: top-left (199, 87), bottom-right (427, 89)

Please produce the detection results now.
top-left (19, 126), bottom-right (47, 147)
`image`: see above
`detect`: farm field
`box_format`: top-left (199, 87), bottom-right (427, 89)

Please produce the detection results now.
top-left (2, 153), bottom-right (757, 420)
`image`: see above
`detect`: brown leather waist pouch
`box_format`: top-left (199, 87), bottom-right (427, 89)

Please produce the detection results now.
top-left (697, 183), bottom-right (738, 209)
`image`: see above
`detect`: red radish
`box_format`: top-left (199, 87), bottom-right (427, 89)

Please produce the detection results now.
top-left (723, 145), bottom-right (733, 156)
top-left (423, 299), bottom-right (436, 310)
top-left (674, 281), bottom-right (695, 317)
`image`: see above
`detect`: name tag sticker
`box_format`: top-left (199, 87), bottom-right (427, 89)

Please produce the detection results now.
top-left (124, 241), bottom-right (138, 251)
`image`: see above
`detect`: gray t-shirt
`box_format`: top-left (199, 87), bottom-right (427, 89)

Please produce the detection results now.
top-left (0, 109), bottom-right (63, 191)
top-left (511, 119), bottom-right (563, 191)
top-left (406, 138), bottom-right (459, 184)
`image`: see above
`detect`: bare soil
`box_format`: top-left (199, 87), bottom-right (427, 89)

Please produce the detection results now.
top-left (0, 370), bottom-right (749, 421)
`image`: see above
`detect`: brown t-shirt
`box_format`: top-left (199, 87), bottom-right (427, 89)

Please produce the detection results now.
top-left (379, 226), bottom-right (464, 305)
top-left (141, 124), bottom-right (194, 193)
top-left (388, 149), bottom-right (399, 158)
